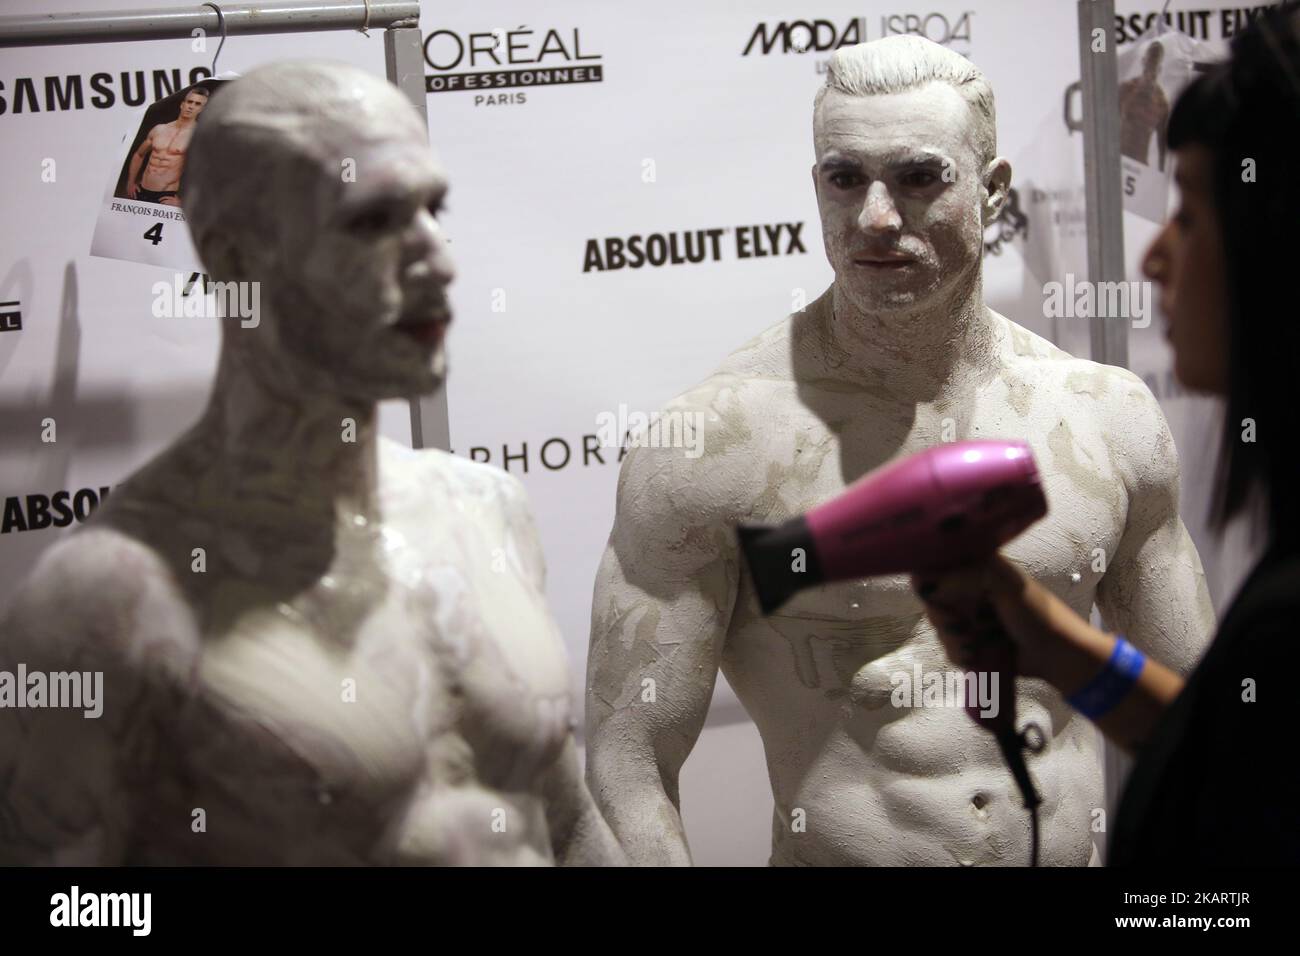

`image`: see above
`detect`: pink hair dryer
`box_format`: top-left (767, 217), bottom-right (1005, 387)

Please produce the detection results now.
top-left (737, 439), bottom-right (1049, 861)
top-left (738, 439), bottom-right (1046, 615)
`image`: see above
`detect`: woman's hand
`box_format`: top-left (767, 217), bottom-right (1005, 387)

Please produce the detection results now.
top-left (910, 552), bottom-right (1099, 684)
top-left (912, 553), bottom-right (1187, 753)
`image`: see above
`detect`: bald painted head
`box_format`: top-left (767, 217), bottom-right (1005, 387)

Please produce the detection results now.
top-left (811, 36), bottom-right (1010, 317)
top-left (183, 61), bottom-right (454, 400)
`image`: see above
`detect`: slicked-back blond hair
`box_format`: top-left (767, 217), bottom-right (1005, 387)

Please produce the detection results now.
top-left (814, 36), bottom-right (996, 166)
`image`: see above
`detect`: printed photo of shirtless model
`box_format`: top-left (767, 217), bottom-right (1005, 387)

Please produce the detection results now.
top-left (114, 81), bottom-right (218, 207)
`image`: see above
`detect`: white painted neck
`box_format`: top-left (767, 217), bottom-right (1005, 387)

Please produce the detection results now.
top-left (194, 341), bottom-right (383, 527)
top-left (822, 272), bottom-right (999, 402)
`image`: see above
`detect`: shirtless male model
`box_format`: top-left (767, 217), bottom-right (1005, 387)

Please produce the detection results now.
top-left (127, 85), bottom-right (208, 206)
top-left (0, 62), bottom-right (622, 866)
top-left (586, 37), bottom-right (1213, 866)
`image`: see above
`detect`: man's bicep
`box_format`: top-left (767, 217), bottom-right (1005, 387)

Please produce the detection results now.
top-left (586, 533), bottom-right (734, 742)
top-left (1096, 378), bottom-right (1215, 673)
top-left (1096, 477), bottom-right (1214, 675)
top-left (586, 443), bottom-right (741, 761)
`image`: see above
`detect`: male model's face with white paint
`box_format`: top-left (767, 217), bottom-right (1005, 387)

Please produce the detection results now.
top-left (812, 82), bottom-right (995, 316)
top-left (217, 80), bottom-right (456, 402)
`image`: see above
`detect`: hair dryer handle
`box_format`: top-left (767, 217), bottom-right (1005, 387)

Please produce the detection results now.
top-left (965, 608), bottom-right (1043, 811)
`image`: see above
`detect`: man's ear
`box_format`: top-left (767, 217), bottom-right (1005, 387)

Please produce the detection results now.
top-left (981, 157), bottom-right (1012, 227)
top-left (811, 161), bottom-right (820, 200)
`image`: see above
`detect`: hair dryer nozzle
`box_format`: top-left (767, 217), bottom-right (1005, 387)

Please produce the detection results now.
top-left (737, 518), bottom-right (824, 615)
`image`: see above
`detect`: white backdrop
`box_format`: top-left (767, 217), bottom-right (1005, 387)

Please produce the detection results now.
top-left (0, 0), bottom-right (1270, 865)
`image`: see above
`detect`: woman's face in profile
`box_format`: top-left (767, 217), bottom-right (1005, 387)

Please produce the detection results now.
top-left (1141, 145), bottom-right (1230, 394)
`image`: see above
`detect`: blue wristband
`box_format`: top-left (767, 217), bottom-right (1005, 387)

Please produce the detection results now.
top-left (1066, 635), bottom-right (1145, 720)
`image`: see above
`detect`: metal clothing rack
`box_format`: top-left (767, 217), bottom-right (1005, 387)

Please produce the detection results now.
top-left (0, 1), bottom-right (451, 452)
top-left (1076, 0), bottom-right (1128, 371)
top-left (1074, 0), bottom-right (1130, 867)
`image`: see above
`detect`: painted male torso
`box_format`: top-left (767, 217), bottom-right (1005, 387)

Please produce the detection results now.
top-left (705, 295), bottom-right (1137, 865)
top-left (5, 440), bottom-right (572, 865)
top-left (142, 121), bottom-right (195, 192)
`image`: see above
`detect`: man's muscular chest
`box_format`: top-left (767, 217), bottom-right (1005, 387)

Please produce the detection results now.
top-left (153, 125), bottom-right (192, 158)
top-left (726, 386), bottom-right (1127, 690)
top-left (153, 517), bottom-right (571, 853)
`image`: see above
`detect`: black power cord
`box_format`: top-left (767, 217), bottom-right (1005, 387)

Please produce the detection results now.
top-left (996, 723), bottom-right (1046, 867)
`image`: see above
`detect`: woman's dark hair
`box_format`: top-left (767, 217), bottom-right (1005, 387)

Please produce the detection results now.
top-left (1166, 1), bottom-right (1300, 542)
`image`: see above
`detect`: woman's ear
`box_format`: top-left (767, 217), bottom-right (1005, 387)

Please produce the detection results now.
top-left (981, 157), bottom-right (1013, 228)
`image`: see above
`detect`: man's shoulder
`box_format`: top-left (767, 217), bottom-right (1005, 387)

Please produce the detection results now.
top-left (997, 312), bottom-right (1076, 366)
top-left (1052, 353), bottom-right (1155, 411)
top-left (997, 314), bottom-right (1176, 482)
top-left (615, 366), bottom-right (784, 529)
top-left (670, 286), bottom-right (844, 410)
top-left (379, 438), bottom-right (527, 522)
top-left (1, 526), bottom-right (191, 666)
top-left (1054, 355), bottom-right (1169, 453)
top-left (670, 306), bottom-right (803, 418)
top-left (660, 349), bottom-right (783, 463)
top-left (618, 301), bottom-right (838, 519)
top-left (1000, 314), bottom-right (1156, 404)
top-left (711, 308), bottom-right (797, 379)
top-left (18, 526), bottom-right (176, 604)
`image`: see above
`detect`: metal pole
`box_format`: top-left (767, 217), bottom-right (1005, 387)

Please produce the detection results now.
top-left (385, 23), bottom-right (451, 452)
top-left (1077, 0), bottom-right (1129, 370)
top-left (1080, 0), bottom-right (1133, 871)
top-left (0, 1), bottom-right (420, 46)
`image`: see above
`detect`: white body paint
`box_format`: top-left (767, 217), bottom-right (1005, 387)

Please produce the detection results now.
top-left (586, 37), bottom-right (1214, 866)
top-left (0, 62), bottom-right (622, 866)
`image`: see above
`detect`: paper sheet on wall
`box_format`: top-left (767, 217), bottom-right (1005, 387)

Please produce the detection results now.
top-left (89, 75), bottom-right (235, 270)
top-left (1117, 24), bottom-right (1220, 223)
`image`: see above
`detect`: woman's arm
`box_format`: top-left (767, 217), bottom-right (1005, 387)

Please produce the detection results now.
top-left (914, 553), bottom-right (1186, 755)
top-left (1031, 623), bottom-right (1184, 753)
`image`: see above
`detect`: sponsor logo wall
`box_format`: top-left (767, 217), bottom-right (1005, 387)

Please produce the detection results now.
top-left (0, 0), bottom-right (1265, 734)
